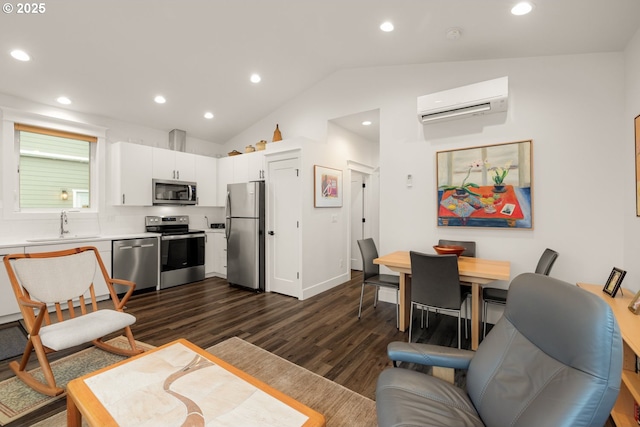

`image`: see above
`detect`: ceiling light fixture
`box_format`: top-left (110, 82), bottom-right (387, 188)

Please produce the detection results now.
top-left (250, 73), bottom-right (261, 83)
top-left (10, 49), bottom-right (30, 61)
top-left (380, 21), bottom-right (394, 32)
top-left (57, 96), bottom-right (71, 105)
top-left (154, 95), bottom-right (166, 104)
top-left (362, 120), bottom-right (372, 126)
top-left (204, 112), bottom-right (214, 119)
top-left (511, 1), bottom-right (533, 15)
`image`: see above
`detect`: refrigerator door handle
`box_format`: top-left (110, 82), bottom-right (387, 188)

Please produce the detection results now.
top-left (225, 190), bottom-right (232, 240)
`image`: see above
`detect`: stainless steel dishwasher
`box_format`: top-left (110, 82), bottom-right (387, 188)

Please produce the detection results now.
top-left (112, 237), bottom-right (159, 294)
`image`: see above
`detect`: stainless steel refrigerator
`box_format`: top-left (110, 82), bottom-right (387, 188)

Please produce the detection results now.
top-left (225, 181), bottom-right (265, 291)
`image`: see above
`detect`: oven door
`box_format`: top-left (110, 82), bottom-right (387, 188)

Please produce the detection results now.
top-left (159, 233), bottom-right (205, 288)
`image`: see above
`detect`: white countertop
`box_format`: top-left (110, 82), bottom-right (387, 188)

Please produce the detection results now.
top-left (0, 232), bottom-right (161, 251)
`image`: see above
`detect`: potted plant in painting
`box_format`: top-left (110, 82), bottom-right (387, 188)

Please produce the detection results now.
top-left (486, 159), bottom-right (512, 193)
top-left (439, 160), bottom-right (482, 199)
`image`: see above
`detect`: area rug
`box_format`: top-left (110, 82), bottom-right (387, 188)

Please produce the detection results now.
top-left (33, 337), bottom-right (378, 427)
top-left (207, 337), bottom-right (377, 426)
top-left (0, 325), bottom-right (27, 362)
top-left (0, 336), bottom-right (154, 426)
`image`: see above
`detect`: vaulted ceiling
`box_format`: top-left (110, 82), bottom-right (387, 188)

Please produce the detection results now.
top-left (1, 0), bottom-right (639, 143)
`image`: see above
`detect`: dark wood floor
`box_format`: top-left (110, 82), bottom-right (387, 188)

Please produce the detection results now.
top-left (1, 270), bottom-right (472, 426)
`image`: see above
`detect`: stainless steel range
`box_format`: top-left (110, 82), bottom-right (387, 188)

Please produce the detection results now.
top-left (145, 215), bottom-right (205, 289)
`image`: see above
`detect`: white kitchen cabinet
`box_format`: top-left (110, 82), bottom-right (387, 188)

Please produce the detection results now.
top-left (215, 151), bottom-right (266, 205)
top-left (217, 156), bottom-right (233, 206)
top-left (25, 240), bottom-right (112, 299)
top-left (111, 142), bottom-right (153, 206)
top-left (205, 231), bottom-right (227, 278)
top-left (213, 231), bottom-right (227, 278)
top-left (152, 147), bottom-right (196, 181)
top-left (0, 246), bottom-right (24, 320)
top-left (247, 151), bottom-right (266, 181)
top-left (205, 231), bottom-right (216, 277)
top-left (195, 155), bottom-right (217, 206)
top-left (232, 154), bottom-right (249, 184)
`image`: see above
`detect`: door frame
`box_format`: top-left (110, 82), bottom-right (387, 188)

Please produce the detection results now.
top-left (347, 160), bottom-right (376, 271)
top-left (264, 148), bottom-right (302, 297)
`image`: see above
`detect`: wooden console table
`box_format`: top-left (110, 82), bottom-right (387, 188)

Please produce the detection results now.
top-left (578, 283), bottom-right (640, 426)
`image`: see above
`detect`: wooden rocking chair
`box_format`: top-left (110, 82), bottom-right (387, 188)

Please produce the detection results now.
top-left (3, 246), bottom-right (144, 396)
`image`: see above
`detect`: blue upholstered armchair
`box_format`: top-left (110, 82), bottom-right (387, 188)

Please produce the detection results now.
top-left (376, 273), bottom-right (622, 427)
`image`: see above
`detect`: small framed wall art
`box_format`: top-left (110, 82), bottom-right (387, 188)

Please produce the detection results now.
top-left (314, 165), bottom-right (343, 208)
top-left (602, 267), bottom-right (626, 298)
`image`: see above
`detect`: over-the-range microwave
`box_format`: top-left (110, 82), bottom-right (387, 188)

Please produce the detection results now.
top-left (152, 179), bottom-right (197, 205)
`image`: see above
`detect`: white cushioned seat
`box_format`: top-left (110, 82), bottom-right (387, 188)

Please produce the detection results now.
top-left (39, 309), bottom-right (136, 351)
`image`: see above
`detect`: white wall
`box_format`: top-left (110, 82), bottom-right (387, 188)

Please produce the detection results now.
top-left (226, 52), bottom-right (628, 300)
top-left (0, 93), bottom-right (226, 240)
top-left (623, 28), bottom-right (640, 292)
top-left (292, 128), bottom-right (379, 299)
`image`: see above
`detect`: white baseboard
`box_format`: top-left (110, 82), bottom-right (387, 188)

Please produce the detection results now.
top-left (301, 272), bottom-right (350, 300)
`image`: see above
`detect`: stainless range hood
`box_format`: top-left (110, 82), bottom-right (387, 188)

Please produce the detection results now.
top-left (169, 129), bottom-right (186, 152)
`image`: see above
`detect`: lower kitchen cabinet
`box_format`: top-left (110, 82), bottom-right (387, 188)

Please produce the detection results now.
top-left (205, 231), bottom-right (227, 278)
top-left (0, 246), bottom-right (24, 321)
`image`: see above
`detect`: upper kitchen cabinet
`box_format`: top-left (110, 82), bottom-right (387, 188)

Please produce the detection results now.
top-left (152, 147), bottom-right (196, 182)
top-left (215, 151), bottom-right (266, 206)
top-left (111, 142), bottom-right (152, 206)
top-left (217, 156), bottom-right (233, 206)
top-left (195, 155), bottom-right (217, 206)
top-left (231, 151), bottom-right (267, 183)
top-left (232, 154), bottom-right (249, 183)
top-left (247, 151), bottom-right (266, 181)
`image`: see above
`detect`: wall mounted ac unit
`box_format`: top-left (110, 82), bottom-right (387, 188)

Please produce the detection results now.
top-left (417, 76), bottom-right (508, 124)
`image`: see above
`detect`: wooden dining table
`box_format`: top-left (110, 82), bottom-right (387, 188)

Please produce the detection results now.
top-left (374, 251), bottom-right (510, 350)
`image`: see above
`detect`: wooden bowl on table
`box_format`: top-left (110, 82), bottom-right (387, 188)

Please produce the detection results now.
top-left (433, 245), bottom-right (466, 257)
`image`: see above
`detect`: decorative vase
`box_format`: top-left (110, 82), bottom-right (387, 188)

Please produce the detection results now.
top-left (272, 124), bottom-right (282, 142)
top-left (492, 184), bottom-right (506, 193)
top-left (452, 188), bottom-right (468, 199)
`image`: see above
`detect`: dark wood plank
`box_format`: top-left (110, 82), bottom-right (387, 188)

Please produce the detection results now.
top-left (0, 271), bottom-right (472, 426)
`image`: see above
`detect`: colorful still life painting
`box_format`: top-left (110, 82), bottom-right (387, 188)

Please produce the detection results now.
top-left (436, 140), bottom-right (533, 228)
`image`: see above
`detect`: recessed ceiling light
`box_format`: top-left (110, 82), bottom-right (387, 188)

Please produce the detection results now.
top-left (380, 21), bottom-right (394, 32)
top-left (362, 120), bottom-right (372, 126)
top-left (10, 49), bottom-right (30, 61)
top-left (56, 96), bottom-right (71, 105)
top-left (204, 112), bottom-right (214, 119)
top-left (154, 95), bottom-right (166, 104)
top-left (250, 73), bottom-right (261, 83)
top-left (511, 2), bottom-right (533, 15)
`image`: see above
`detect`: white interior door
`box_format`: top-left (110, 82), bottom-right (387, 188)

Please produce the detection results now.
top-left (350, 172), bottom-right (365, 271)
top-left (267, 157), bottom-right (300, 298)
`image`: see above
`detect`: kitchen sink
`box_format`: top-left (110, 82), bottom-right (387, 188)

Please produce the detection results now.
top-left (26, 235), bottom-right (101, 243)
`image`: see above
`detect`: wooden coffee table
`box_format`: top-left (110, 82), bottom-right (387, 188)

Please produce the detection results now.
top-left (67, 338), bottom-right (325, 427)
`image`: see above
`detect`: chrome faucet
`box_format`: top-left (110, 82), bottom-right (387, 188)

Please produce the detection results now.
top-left (60, 210), bottom-right (69, 237)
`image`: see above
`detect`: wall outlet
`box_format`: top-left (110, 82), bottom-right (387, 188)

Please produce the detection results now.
top-left (339, 258), bottom-right (344, 268)
top-left (331, 214), bottom-right (337, 223)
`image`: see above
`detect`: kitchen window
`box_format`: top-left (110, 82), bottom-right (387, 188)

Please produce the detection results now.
top-left (14, 123), bottom-right (96, 210)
